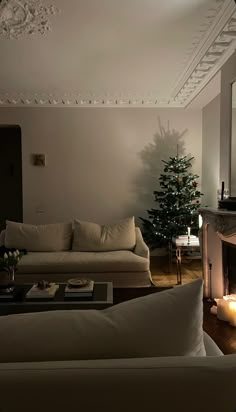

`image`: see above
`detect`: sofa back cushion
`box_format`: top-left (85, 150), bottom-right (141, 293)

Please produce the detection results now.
top-left (0, 279), bottom-right (205, 363)
top-left (72, 217), bottom-right (136, 252)
top-left (5, 221), bottom-right (72, 252)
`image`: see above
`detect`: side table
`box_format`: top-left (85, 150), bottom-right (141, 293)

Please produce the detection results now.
top-left (172, 237), bottom-right (201, 285)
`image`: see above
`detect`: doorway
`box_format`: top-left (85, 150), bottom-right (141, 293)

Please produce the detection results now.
top-left (0, 125), bottom-right (23, 232)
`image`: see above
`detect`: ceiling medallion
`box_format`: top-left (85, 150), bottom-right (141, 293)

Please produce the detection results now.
top-left (0, 0), bottom-right (60, 39)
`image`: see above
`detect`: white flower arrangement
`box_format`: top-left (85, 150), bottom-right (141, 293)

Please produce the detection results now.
top-left (0, 250), bottom-right (23, 275)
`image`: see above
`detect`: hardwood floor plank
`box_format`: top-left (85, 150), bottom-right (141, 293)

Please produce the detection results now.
top-left (150, 256), bottom-right (202, 287)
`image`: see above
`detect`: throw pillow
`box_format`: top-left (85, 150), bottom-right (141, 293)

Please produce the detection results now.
top-left (5, 221), bottom-right (73, 252)
top-left (72, 216), bottom-right (136, 252)
top-left (0, 279), bottom-right (205, 363)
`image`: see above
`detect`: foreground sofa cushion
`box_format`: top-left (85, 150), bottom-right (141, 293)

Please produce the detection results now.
top-left (0, 280), bottom-right (205, 362)
top-left (5, 221), bottom-right (72, 252)
top-left (1, 356), bottom-right (235, 412)
top-left (72, 216), bottom-right (136, 252)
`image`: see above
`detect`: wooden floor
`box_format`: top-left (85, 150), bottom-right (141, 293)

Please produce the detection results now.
top-left (150, 255), bottom-right (203, 287)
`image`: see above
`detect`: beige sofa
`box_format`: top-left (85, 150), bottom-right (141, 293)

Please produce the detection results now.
top-left (0, 217), bottom-right (152, 287)
top-left (0, 280), bottom-right (235, 412)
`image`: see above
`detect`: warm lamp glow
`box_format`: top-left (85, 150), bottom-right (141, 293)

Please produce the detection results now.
top-left (228, 301), bottom-right (236, 326)
top-left (215, 295), bottom-right (236, 326)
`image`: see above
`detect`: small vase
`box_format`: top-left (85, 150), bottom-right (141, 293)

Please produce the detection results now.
top-left (8, 267), bottom-right (15, 287)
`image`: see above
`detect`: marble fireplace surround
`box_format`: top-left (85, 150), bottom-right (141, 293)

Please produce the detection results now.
top-left (199, 208), bottom-right (236, 298)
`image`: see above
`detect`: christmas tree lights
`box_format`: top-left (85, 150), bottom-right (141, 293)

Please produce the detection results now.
top-left (140, 153), bottom-right (203, 249)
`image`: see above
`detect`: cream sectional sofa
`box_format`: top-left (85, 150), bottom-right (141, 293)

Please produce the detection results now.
top-left (0, 217), bottom-right (152, 287)
top-left (0, 280), bottom-right (235, 412)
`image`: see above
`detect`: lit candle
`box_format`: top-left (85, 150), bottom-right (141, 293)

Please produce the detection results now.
top-left (215, 295), bottom-right (236, 324)
top-left (228, 301), bottom-right (236, 327)
top-left (187, 227), bottom-right (191, 243)
top-left (210, 305), bottom-right (217, 315)
top-left (215, 298), bottom-right (230, 321)
top-left (198, 215), bottom-right (203, 228)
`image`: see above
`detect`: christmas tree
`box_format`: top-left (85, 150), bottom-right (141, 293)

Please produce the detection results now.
top-left (140, 153), bottom-right (203, 249)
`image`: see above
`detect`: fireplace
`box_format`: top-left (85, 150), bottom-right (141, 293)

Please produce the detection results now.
top-left (199, 208), bottom-right (236, 298)
top-left (222, 242), bottom-right (236, 295)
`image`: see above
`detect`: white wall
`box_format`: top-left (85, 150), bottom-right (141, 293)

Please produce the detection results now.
top-left (232, 108), bottom-right (236, 195)
top-left (202, 95), bottom-right (220, 208)
top-left (0, 107), bottom-right (202, 224)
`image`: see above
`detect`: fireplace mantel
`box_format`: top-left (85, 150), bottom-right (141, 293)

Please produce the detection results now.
top-left (199, 208), bottom-right (236, 236)
top-left (199, 208), bottom-right (236, 298)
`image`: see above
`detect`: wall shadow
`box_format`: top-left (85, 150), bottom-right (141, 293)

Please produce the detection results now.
top-left (130, 118), bottom-right (191, 222)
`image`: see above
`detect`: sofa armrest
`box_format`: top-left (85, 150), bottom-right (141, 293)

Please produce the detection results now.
top-left (203, 332), bottom-right (223, 356)
top-left (134, 227), bottom-right (149, 260)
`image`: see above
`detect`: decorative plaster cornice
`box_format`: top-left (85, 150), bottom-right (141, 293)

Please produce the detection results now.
top-left (0, 92), bottom-right (175, 108)
top-left (0, 0), bottom-right (235, 107)
top-left (170, 0), bottom-right (236, 107)
top-left (0, 0), bottom-right (60, 39)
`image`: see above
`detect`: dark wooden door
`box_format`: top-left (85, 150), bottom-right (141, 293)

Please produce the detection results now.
top-left (0, 125), bottom-right (23, 231)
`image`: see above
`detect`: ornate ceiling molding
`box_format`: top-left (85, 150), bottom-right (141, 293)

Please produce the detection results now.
top-left (0, 0), bottom-right (60, 39)
top-left (170, 0), bottom-right (236, 107)
top-left (0, 92), bottom-right (173, 107)
top-left (0, 0), bottom-right (235, 107)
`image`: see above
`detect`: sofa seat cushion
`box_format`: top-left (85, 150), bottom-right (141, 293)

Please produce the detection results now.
top-left (18, 251), bottom-right (149, 274)
top-left (0, 280), bottom-right (205, 363)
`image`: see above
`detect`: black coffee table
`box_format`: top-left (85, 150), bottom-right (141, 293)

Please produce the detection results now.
top-left (113, 286), bottom-right (170, 305)
top-left (0, 282), bottom-right (113, 315)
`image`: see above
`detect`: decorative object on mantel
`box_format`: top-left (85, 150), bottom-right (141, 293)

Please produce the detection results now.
top-left (0, 0), bottom-right (60, 40)
top-left (216, 180), bottom-right (236, 210)
top-left (218, 197), bottom-right (236, 211)
top-left (217, 181), bottom-right (229, 202)
top-left (211, 295), bottom-right (236, 327)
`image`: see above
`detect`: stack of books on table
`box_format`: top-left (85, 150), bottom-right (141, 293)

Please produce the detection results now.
top-left (175, 235), bottom-right (199, 246)
top-left (64, 280), bottom-right (94, 299)
top-left (177, 235), bottom-right (198, 240)
top-left (26, 283), bottom-right (59, 299)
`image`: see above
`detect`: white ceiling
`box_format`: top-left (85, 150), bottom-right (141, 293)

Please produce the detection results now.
top-left (0, 0), bottom-right (236, 108)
